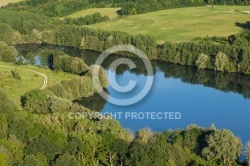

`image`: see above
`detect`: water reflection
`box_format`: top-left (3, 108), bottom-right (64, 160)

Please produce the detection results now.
top-left (15, 44), bottom-right (250, 110)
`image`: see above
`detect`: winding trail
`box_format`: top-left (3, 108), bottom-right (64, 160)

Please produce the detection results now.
top-left (0, 65), bottom-right (48, 90)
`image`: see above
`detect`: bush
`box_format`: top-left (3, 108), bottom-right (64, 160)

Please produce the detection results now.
top-left (11, 70), bottom-right (21, 80)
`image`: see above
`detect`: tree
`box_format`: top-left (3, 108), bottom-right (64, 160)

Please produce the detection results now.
top-left (215, 52), bottom-right (228, 72)
top-left (70, 57), bottom-right (88, 74)
top-left (0, 89), bottom-right (17, 113)
top-left (92, 12), bottom-right (103, 23)
top-left (2, 48), bottom-right (17, 62)
top-left (195, 53), bottom-right (209, 69)
top-left (102, 15), bottom-right (109, 22)
top-left (202, 129), bottom-right (242, 165)
top-left (53, 154), bottom-right (79, 166)
top-left (0, 23), bottom-right (14, 44)
top-left (25, 136), bottom-right (60, 162)
top-left (11, 70), bottom-right (21, 80)
top-left (137, 128), bottom-right (154, 143)
top-left (12, 31), bottom-right (23, 44)
top-left (18, 155), bottom-right (44, 166)
top-left (25, 51), bottom-right (35, 64)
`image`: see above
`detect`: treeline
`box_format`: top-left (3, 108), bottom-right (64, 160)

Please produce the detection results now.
top-left (120, 0), bottom-right (250, 15)
top-left (52, 25), bottom-right (250, 74)
top-left (37, 49), bottom-right (88, 74)
top-left (53, 25), bottom-right (158, 59)
top-left (3, 0), bottom-right (90, 17)
top-left (64, 12), bottom-right (109, 26)
top-left (1, 88), bottom-right (249, 165)
top-left (3, 0), bottom-right (120, 17)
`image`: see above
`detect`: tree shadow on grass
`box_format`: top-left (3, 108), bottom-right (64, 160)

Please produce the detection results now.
top-left (235, 21), bottom-right (250, 29)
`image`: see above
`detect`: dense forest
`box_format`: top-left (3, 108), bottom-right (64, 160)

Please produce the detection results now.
top-left (120, 0), bottom-right (250, 15)
top-left (0, 77), bottom-right (248, 165)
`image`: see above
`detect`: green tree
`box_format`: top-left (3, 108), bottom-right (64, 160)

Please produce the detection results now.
top-left (195, 53), bottom-right (209, 69)
top-left (25, 51), bottom-right (35, 64)
top-left (202, 129), bottom-right (242, 165)
top-left (0, 89), bottom-right (17, 113)
top-left (2, 48), bottom-right (17, 62)
top-left (215, 52), bottom-right (228, 72)
top-left (25, 136), bottom-right (60, 162)
top-left (53, 154), bottom-right (79, 166)
top-left (11, 70), bottom-right (21, 80)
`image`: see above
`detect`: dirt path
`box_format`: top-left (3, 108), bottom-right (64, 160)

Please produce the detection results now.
top-left (25, 69), bottom-right (48, 90)
top-left (0, 65), bottom-right (48, 90)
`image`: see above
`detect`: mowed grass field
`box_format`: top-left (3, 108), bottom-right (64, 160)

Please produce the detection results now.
top-left (86, 6), bottom-right (250, 42)
top-left (0, 61), bottom-right (76, 105)
top-left (0, 0), bottom-right (22, 7)
top-left (67, 8), bottom-right (120, 19)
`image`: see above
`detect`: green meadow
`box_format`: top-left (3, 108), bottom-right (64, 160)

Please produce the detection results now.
top-left (0, 61), bottom-right (76, 105)
top-left (67, 8), bottom-right (121, 19)
top-left (0, 0), bottom-right (22, 7)
top-left (85, 6), bottom-right (250, 42)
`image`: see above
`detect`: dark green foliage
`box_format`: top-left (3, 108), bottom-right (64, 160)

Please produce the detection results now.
top-left (53, 24), bottom-right (250, 74)
top-left (64, 12), bottom-right (109, 26)
top-left (25, 136), bottom-right (60, 162)
top-left (0, 42), bottom-right (18, 62)
top-left (25, 51), bottom-right (35, 64)
top-left (11, 70), bottom-right (21, 80)
top-left (120, 0), bottom-right (250, 15)
top-left (48, 83), bottom-right (68, 99)
top-left (20, 89), bottom-right (51, 113)
top-left (0, 89), bottom-right (246, 165)
top-left (53, 154), bottom-right (79, 166)
top-left (0, 89), bottom-right (17, 113)
top-left (39, 49), bottom-right (88, 74)
top-left (0, 23), bottom-right (14, 44)
top-left (202, 129), bottom-right (242, 165)
top-left (0, 10), bottom-right (55, 35)
top-left (18, 155), bottom-right (44, 166)
top-left (55, 25), bottom-right (157, 59)
top-left (4, 0), bottom-right (90, 17)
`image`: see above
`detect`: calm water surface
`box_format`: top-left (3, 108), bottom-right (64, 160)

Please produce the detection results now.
top-left (16, 44), bottom-right (250, 146)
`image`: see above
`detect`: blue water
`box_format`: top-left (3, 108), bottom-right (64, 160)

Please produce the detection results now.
top-left (102, 68), bottom-right (250, 146)
top-left (15, 44), bottom-right (250, 148)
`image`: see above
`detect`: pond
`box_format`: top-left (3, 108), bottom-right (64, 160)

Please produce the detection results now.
top-left (16, 44), bottom-right (250, 147)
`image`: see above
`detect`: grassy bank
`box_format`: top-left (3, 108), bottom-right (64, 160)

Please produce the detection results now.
top-left (85, 6), bottom-right (250, 42)
top-left (0, 61), bottom-right (76, 105)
